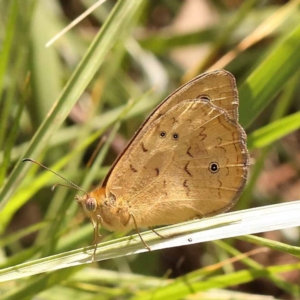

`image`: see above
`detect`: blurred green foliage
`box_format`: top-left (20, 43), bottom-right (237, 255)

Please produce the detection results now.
top-left (0, 0), bottom-right (300, 299)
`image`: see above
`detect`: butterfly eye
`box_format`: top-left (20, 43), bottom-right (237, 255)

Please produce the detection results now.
top-left (160, 131), bottom-right (167, 138)
top-left (86, 198), bottom-right (97, 212)
top-left (209, 162), bottom-right (219, 173)
top-left (172, 133), bottom-right (179, 140)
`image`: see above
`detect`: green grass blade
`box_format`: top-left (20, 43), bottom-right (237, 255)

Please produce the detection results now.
top-left (0, 0), bottom-right (144, 213)
top-left (248, 111), bottom-right (300, 149)
top-left (1, 200), bottom-right (300, 282)
top-left (239, 22), bottom-right (300, 128)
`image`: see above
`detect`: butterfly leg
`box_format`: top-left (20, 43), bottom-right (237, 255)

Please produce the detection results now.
top-left (149, 227), bottom-right (167, 239)
top-left (129, 212), bottom-right (151, 251)
top-left (91, 215), bottom-right (102, 262)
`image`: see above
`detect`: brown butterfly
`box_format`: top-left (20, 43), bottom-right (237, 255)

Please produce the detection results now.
top-left (24, 69), bottom-right (249, 258)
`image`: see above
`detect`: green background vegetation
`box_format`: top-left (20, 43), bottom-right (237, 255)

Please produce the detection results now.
top-left (0, 0), bottom-right (300, 299)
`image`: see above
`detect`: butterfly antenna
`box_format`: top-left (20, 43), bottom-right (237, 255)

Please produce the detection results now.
top-left (22, 158), bottom-right (88, 196)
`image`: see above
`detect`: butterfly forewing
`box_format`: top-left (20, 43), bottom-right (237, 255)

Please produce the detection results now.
top-left (146, 69), bottom-right (239, 124)
top-left (101, 70), bottom-right (239, 188)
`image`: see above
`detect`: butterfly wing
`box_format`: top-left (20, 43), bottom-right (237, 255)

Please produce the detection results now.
top-left (102, 70), bottom-right (239, 188)
top-left (104, 97), bottom-right (249, 227)
top-left (152, 69), bottom-right (239, 121)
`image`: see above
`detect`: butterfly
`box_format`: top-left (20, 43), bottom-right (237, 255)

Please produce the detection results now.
top-left (24, 69), bottom-right (249, 259)
top-left (76, 69), bottom-right (249, 251)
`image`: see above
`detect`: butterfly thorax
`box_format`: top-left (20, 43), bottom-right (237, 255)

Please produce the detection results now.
top-left (76, 187), bottom-right (134, 232)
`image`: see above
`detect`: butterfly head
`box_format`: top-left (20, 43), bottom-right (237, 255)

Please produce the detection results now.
top-left (76, 187), bottom-right (106, 219)
top-left (76, 194), bottom-right (97, 213)
top-left (76, 188), bottom-right (133, 232)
